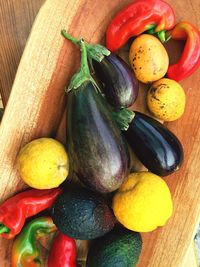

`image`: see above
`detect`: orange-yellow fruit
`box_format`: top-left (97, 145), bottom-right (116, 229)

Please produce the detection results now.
top-left (147, 78), bottom-right (186, 121)
top-left (129, 34), bottom-right (169, 83)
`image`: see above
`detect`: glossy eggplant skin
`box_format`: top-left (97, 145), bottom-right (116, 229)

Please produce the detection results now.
top-left (67, 81), bottom-right (130, 193)
top-left (124, 112), bottom-right (184, 176)
top-left (92, 54), bottom-right (139, 109)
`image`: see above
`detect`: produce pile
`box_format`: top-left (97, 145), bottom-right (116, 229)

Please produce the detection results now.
top-left (0, 0), bottom-right (200, 266)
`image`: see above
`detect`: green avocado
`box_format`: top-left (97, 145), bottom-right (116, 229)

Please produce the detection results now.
top-left (86, 226), bottom-right (142, 267)
top-left (51, 186), bottom-right (116, 240)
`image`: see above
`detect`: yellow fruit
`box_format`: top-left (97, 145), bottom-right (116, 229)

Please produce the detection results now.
top-left (129, 34), bottom-right (169, 83)
top-left (147, 78), bottom-right (186, 121)
top-left (112, 172), bottom-right (173, 232)
top-left (17, 138), bottom-right (69, 189)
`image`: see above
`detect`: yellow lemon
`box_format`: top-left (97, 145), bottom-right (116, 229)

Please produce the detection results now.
top-left (147, 78), bottom-right (186, 121)
top-left (17, 138), bottom-right (69, 189)
top-left (113, 172), bottom-right (173, 232)
top-left (129, 34), bottom-right (169, 83)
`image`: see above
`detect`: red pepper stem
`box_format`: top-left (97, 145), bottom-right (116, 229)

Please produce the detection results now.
top-left (146, 24), bottom-right (157, 31)
top-left (0, 224), bottom-right (10, 234)
top-left (156, 30), bottom-right (171, 43)
top-left (147, 29), bottom-right (170, 43)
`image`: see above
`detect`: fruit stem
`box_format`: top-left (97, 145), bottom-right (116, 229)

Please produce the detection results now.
top-left (0, 224), bottom-right (10, 234)
top-left (66, 39), bottom-right (100, 92)
top-left (156, 30), bottom-right (172, 43)
top-left (112, 108), bottom-right (135, 131)
top-left (61, 30), bottom-right (80, 45)
top-left (146, 27), bottom-right (171, 43)
top-left (61, 30), bottom-right (110, 62)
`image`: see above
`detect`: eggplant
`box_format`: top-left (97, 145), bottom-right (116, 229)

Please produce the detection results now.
top-left (114, 110), bottom-right (183, 176)
top-left (127, 111), bottom-right (183, 176)
top-left (61, 36), bottom-right (130, 193)
top-left (67, 80), bottom-right (130, 193)
top-left (92, 54), bottom-right (139, 109)
top-left (61, 31), bottom-right (138, 108)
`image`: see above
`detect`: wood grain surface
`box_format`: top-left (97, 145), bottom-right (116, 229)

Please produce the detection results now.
top-left (0, 0), bottom-right (45, 106)
top-left (0, 0), bottom-right (200, 266)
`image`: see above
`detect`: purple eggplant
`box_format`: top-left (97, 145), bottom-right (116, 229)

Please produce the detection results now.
top-left (61, 31), bottom-right (138, 109)
top-left (114, 110), bottom-right (184, 176)
top-left (92, 54), bottom-right (139, 109)
top-left (62, 35), bottom-right (130, 193)
top-left (67, 81), bottom-right (130, 193)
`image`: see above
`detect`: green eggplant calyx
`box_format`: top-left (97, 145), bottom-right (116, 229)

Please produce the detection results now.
top-left (66, 39), bottom-right (100, 92)
top-left (112, 108), bottom-right (135, 131)
top-left (0, 224), bottom-right (10, 234)
top-left (85, 43), bottom-right (110, 62)
top-left (61, 29), bottom-right (110, 63)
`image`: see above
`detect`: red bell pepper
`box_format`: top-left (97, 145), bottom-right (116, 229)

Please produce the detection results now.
top-left (0, 188), bottom-right (62, 239)
top-left (166, 21), bottom-right (200, 81)
top-left (12, 217), bottom-right (57, 267)
top-left (106, 0), bottom-right (175, 51)
top-left (48, 232), bottom-right (77, 267)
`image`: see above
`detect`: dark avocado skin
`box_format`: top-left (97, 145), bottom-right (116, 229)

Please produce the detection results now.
top-left (86, 226), bottom-right (142, 267)
top-left (92, 54), bottom-right (139, 109)
top-left (67, 81), bottom-right (130, 193)
top-left (124, 111), bottom-right (184, 176)
top-left (51, 187), bottom-right (116, 240)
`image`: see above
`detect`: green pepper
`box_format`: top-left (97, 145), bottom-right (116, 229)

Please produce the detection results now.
top-left (11, 217), bottom-right (57, 267)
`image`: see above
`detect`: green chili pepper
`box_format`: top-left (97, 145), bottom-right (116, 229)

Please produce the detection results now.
top-left (11, 217), bottom-right (57, 267)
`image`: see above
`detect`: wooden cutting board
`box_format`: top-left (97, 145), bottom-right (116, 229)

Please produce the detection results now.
top-left (0, 0), bottom-right (200, 266)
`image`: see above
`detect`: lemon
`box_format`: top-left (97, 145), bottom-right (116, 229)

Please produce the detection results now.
top-left (112, 172), bottom-right (173, 232)
top-left (17, 138), bottom-right (69, 189)
top-left (147, 78), bottom-right (186, 121)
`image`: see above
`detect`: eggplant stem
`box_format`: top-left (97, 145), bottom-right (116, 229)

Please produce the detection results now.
top-left (61, 29), bottom-right (110, 63)
top-left (66, 39), bottom-right (100, 92)
top-left (61, 30), bottom-right (80, 45)
top-left (112, 108), bottom-right (135, 131)
top-left (85, 43), bottom-right (110, 62)
top-left (80, 38), bottom-right (90, 76)
top-left (0, 224), bottom-right (10, 234)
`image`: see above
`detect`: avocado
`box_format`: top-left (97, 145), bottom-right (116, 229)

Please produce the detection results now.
top-left (51, 186), bottom-right (116, 240)
top-left (86, 226), bottom-right (142, 267)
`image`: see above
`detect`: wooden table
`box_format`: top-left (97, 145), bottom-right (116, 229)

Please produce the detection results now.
top-left (0, 0), bottom-right (44, 105)
top-left (0, 0), bottom-right (199, 266)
